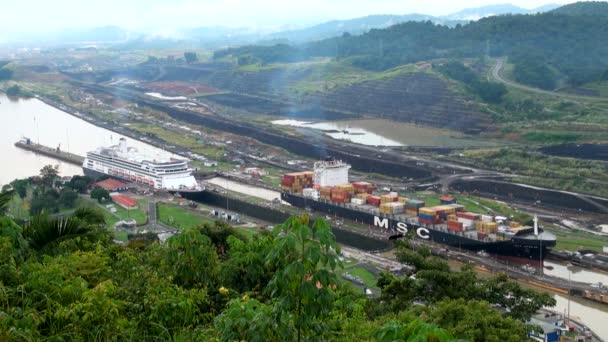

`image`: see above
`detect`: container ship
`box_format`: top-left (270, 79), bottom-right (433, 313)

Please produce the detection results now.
top-left (83, 138), bottom-right (204, 193)
top-left (281, 160), bottom-right (556, 259)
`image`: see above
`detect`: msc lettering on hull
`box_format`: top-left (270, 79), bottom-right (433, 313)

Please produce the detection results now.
top-left (373, 216), bottom-right (430, 239)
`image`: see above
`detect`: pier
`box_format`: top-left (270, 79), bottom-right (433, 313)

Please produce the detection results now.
top-left (14, 138), bottom-right (84, 166)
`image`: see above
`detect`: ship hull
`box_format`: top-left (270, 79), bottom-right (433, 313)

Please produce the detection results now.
top-left (281, 192), bottom-right (554, 260)
top-left (83, 167), bottom-right (204, 194)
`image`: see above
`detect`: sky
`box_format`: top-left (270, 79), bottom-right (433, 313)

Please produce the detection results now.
top-left (0, 0), bottom-right (578, 36)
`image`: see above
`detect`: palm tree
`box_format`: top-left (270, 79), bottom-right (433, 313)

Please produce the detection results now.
top-left (0, 190), bottom-right (15, 216)
top-left (22, 207), bottom-right (109, 254)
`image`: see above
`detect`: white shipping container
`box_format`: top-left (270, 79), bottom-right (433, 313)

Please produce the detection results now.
top-left (481, 215), bottom-right (493, 223)
top-left (351, 198), bottom-right (366, 205)
top-left (603, 246), bottom-right (608, 254)
top-left (303, 188), bottom-right (319, 200)
top-left (458, 218), bottom-right (474, 226)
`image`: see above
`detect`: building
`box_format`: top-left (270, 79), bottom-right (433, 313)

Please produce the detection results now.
top-left (95, 178), bottom-right (129, 192)
top-left (111, 194), bottom-right (139, 210)
top-left (244, 167), bottom-right (267, 177)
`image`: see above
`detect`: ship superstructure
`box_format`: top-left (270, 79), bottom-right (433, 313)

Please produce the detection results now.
top-left (83, 138), bottom-right (202, 192)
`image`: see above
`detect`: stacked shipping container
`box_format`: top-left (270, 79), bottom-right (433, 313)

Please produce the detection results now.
top-left (281, 172), bottom-right (314, 193)
top-left (380, 202), bottom-right (405, 215)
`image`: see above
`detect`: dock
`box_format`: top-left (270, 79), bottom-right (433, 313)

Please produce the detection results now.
top-left (15, 138), bottom-right (84, 166)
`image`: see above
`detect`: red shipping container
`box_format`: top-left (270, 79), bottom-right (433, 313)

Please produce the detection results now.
top-left (456, 212), bottom-right (480, 221)
top-left (447, 220), bottom-right (463, 232)
top-left (367, 196), bottom-right (381, 206)
top-left (419, 218), bottom-right (433, 225)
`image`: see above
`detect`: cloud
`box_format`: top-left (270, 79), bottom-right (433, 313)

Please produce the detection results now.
top-left (0, 0), bottom-right (576, 36)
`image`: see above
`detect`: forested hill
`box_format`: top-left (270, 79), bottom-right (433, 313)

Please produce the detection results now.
top-left (215, 6), bottom-right (608, 89)
top-left (550, 1), bottom-right (608, 16)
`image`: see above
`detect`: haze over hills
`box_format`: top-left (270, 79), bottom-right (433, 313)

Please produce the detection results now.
top-left (217, 2), bottom-right (608, 89)
top-left (444, 3), bottom-right (560, 20)
top-left (3, 2), bottom-right (564, 48)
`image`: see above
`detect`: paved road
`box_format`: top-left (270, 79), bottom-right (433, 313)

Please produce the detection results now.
top-left (489, 58), bottom-right (604, 102)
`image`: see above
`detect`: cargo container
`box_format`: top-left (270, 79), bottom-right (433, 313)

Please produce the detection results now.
top-left (405, 209), bottom-right (418, 216)
top-left (380, 202), bottom-right (405, 215)
top-left (509, 221), bottom-right (521, 228)
top-left (419, 213), bottom-right (436, 221)
top-left (281, 172), bottom-right (314, 193)
top-left (398, 197), bottom-right (409, 203)
top-left (419, 207), bottom-right (437, 216)
top-left (475, 221), bottom-right (498, 233)
top-left (367, 196), bottom-right (381, 207)
top-left (351, 198), bottom-right (366, 206)
top-left (389, 191), bottom-right (398, 197)
top-left (445, 204), bottom-right (465, 212)
top-left (352, 182), bottom-right (375, 194)
top-left (303, 188), bottom-right (319, 199)
top-left (447, 220), bottom-right (464, 232)
top-left (381, 194), bottom-right (399, 204)
top-left (356, 193), bottom-right (370, 200)
top-left (456, 212), bottom-right (481, 221)
top-left (481, 215), bottom-right (493, 223)
top-left (407, 200), bottom-right (425, 208)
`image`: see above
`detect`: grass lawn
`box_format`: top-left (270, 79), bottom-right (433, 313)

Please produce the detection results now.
top-left (114, 231), bottom-right (129, 242)
top-left (544, 226), bottom-right (608, 252)
top-left (343, 265), bottom-right (380, 291)
top-left (158, 204), bottom-right (216, 230)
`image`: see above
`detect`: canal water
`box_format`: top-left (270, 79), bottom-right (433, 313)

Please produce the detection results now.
top-left (544, 260), bottom-right (608, 285)
top-left (206, 177), bottom-right (282, 202)
top-left (272, 119), bottom-right (500, 147)
top-left (0, 93), bottom-right (170, 186)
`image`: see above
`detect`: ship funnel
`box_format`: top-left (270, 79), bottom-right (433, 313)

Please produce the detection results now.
top-left (533, 215), bottom-right (538, 236)
top-left (119, 138), bottom-right (127, 153)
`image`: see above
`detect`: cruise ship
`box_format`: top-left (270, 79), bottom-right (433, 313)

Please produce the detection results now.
top-left (83, 138), bottom-right (203, 193)
top-left (281, 160), bottom-right (556, 259)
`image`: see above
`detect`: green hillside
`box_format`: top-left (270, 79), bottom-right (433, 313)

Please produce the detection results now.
top-left (550, 1), bottom-right (608, 16)
top-left (215, 6), bottom-right (608, 89)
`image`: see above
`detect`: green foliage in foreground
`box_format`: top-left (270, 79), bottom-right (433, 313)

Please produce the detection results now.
top-left (0, 194), bottom-right (553, 341)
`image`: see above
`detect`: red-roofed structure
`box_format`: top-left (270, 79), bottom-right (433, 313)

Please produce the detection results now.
top-left (439, 195), bottom-right (456, 204)
top-left (95, 178), bottom-right (129, 192)
top-left (111, 194), bottom-right (139, 210)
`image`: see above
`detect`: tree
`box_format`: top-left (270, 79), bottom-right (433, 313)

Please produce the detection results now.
top-left (29, 189), bottom-right (60, 215)
top-left (184, 51), bottom-right (198, 64)
top-left (375, 320), bottom-right (454, 342)
top-left (39, 165), bottom-right (59, 189)
top-left (0, 190), bottom-right (14, 216)
top-left (22, 207), bottom-right (108, 254)
top-left (90, 187), bottom-right (110, 203)
top-left (68, 175), bottom-right (93, 193)
top-left (265, 215), bottom-right (342, 342)
top-left (10, 179), bottom-right (29, 199)
top-left (420, 298), bottom-right (528, 341)
top-left (59, 188), bottom-right (79, 208)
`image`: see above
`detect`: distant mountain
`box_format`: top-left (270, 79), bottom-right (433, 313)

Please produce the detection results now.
top-left (217, 10), bottom-right (608, 88)
top-left (53, 26), bottom-right (130, 43)
top-left (443, 3), bottom-right (560, 20)
top-left (265, 14), bottom-right (457, 43)
top-left (550, 1), bottom-right (608, 16)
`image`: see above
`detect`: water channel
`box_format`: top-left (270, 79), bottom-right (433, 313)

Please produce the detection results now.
top-left (1, 93), bottom-right (607, 337)
top-left (0, 93), bottom-right (170, 186)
